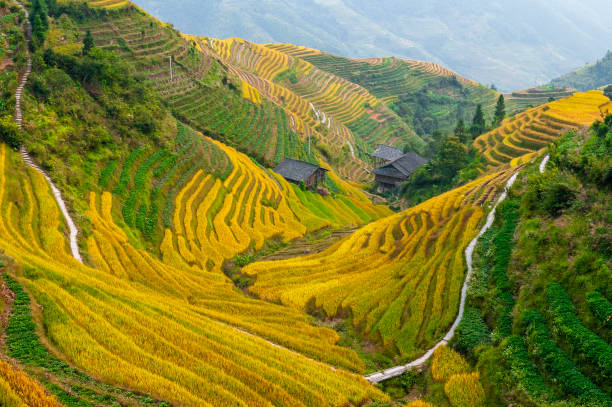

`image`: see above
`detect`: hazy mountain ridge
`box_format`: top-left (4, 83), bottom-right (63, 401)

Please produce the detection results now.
top-left (550, 50), bottom-right (612, 91)
top-left (131, 0), bottom-right (612, 91)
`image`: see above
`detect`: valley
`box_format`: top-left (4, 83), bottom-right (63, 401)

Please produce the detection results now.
top-left (0, 0), bottom-right (610, 406)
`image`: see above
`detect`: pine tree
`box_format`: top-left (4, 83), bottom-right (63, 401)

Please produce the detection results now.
top-left (454, 119), bottom-right (467, 143)
top-left (493, 95), bottom-right (506, 126)
top-left (470, 104), bottom-right (486, 137)
top-left (83, 29), bottom-right (95, 55)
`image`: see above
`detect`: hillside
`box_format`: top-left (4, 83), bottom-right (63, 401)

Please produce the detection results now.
top-left (449, 115), bottom-right (612, 407)
top-left (550, 50), bottom-right (612, 91)
top-left (0, 0), bottom-right (610, 406)
top-left (129, 0), bottom-right (612, 91)
top-left (280, 51), bottom-right (500, 137)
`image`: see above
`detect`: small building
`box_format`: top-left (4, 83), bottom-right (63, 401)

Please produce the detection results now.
top-left (369, 144), bottom-right (405, 167)
top-left (273, 158), bottom-right (328, 189)
top-left (373, 152), bottom-right (428, 191)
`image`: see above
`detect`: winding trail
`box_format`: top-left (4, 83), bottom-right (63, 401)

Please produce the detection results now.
top-left (14, 0), bottom-right (83, 263)
top-left (539, 154), bottom-right (550, 174)
top-left (365, 169), bottom-right (520, 384)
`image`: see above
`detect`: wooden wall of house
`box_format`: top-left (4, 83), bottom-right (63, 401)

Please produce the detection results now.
top-left (375, 174), bottom-right (404, 187)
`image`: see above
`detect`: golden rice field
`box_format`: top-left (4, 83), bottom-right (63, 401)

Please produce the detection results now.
top-left (211, 37), bottom-right (378, 128)
top-left (474, 90), bottom-right (610, 169)
top-left (243, 168), bottom-right (517, 358)
top-left (60, 0), bottom-right (129, 8)
top-left (0, 360), bottom-right (61, 407)
top-left (430, 346), bottom-right (485, 407)
top-left (203, 37), bottom-right (379, 181)
top-left (154, 134), bottom-right (389, 274)
top-left (0, 143), bottom-right (389, 406)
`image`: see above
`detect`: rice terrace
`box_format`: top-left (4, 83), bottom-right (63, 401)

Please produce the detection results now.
top-left (0, 0), bottom-right (610, 406)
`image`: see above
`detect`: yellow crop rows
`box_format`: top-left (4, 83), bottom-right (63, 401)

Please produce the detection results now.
top-left (244, 168), bottom-right (516, 357)
top-left (444, 372), bottom-right (486, 407)
top-left (429, 345), bottom-right (486, 407)
top-left (405, 401), bottom-right (436, 407)
top-left (158, 135), bottom-right (388, 273)
top-left (431, 346), bottom-right (470, 382)
top-left (0, 360), bottom-right (62, 407)
top-left (210, 37), bottom-right (379, 127)
top-left (475, 90), bottom-right (610, 170)
top-left (0, 143), bottom-right (389, 406)
top-left (404, 59), bottom-right (480, 87)
top-left (265, 43), bottom-right (322, 58)
top-left (65, 0), bottom-right (130, 9)
top-left (241, 80), bottom-right (262, 104)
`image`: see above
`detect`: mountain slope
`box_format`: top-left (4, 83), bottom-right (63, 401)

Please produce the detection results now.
top-left (550, 50), bottom-right (612, 91)
top-left (130, 0), bottom-right (612, 91)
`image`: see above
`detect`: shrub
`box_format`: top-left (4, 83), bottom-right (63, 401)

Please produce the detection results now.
top-left (586, 291), bottom-right (612, 327)
top-left (405, 401), bottom-right (435, 407)
top-left (444, 372), bottom-right (486, 407)
top-left (0, 115), bottom-right (22, 149)
top-left (431, 345), bottom-right (470, 383)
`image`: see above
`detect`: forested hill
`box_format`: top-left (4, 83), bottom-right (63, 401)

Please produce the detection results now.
top-left (550, 50), bottom-right (612, 91)
top-left (130, 0), bottom-right (612, 91)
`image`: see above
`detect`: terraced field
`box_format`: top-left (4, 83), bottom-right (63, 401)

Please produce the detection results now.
top-left (474, 90), bottom-right (610, 169)
top-left (57, 6), bottom-right (318, 170)
top-left (98, 121), bottom-right (389, 270)
top-left (504, 86), bottom-right (577, 112)
top-left (244, 167), bottom-right (517, 359)
top-left (297, 52), bottom-right (504, 135)
top-left (0, 142), bottom-right (390, 406)
top-left (0, 361), bottom-right (61, 406)
top-left (207, 38), bottom-right (425, 158)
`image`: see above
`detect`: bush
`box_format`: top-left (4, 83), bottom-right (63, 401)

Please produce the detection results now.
top-left (586, 291), bottom-right (612, 327)
top-left (542, 181), bottom-right (576, 216)
top-left (523, 171), bottom-right (576, 217)
top-left (0, 115), bottom-right (22, 149)
top-left (431, 345), bottom-right (470, 383)
top-left (444, 372), bottom-right (486, 407)
top-left (455, 307), bottom-right (490, 355)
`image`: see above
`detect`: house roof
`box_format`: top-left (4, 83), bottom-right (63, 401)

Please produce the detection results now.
top-left (369, 145), bottom-right (404, 162)
top-left (373, 152), bottom-right (428, 180)
top-left (273, 158), bottom-right (327, 182)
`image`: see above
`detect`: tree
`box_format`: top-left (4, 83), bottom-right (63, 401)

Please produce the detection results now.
top-left (436, 135), bottom-right (468, 181)
top-left (32, 14), bottom-right (46, 45)
top-left (470, 104), bottom-right (486, 137)
top-left (493, 94), bottom-right (505, 126)
top-left (454, 118), bottom-right (468, 143)
top-left (0, 115), bottom-right (23, 149)
top-left (605, 85), bottom-right (612, 99)
top-left (30, 0), bottom-right (49, 46)
top-left (30, 0), bottom-right (48, 29)
top-left (82, 29), bottom-right (94, 55)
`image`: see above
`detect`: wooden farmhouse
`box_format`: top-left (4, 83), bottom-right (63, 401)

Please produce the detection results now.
top-left (373, 152), bottom-right (428, 190)
top-left (273, 158), bottom-right (328, 188)
top-left (369, 144), bottom-right (405, 167)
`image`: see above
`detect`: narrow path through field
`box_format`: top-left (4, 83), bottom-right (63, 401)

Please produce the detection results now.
top-left (365, 169), bottom-right (520, 384)
top-left (14, 0), bottom-right (83, 263)
top-left (366, 154), bottom-right (550, 383)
